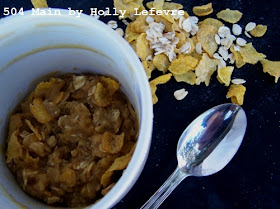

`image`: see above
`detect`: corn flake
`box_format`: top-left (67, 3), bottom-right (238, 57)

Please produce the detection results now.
top-left (146, 1), bottom-right (183, 10)
top-left (150, 73), bottom-right (172, 104)
top-left (216, 8), bottom-right (243, 24)
top-left (146, 2), bottom-right (154, 9)
top-left (175, 32), bottom-right (187, 48)
top-left (168, 54), bottom-right (198, 75)
top-left (6, 130), bottom-right (23, 163)
top-left (154, 15), bottom-right (174, 32)
top-left (31, 0), bottom-right (48, 8)
top-left (189, 36), bottom-right (203, 61)
top-left (239, 43), bottom-right (266, 65)
top-left (92, 82), bottom-right (112, 107)
top-left (261, 59), bottom-right (280, 83)
top-left (250, 24), bottom-right (267, 37)
top-left (142, 60), bottom-right (156, 79)
top-left (230, 45), bottom-right (246, 68)
top-left (34, 78), bottom-right (65, 104)
top-left (193, 3), bottom-right (213, 17)
top-left (101, 132), bottom-right (125, 154)
top-left (24, 151), bottom-right (39, 166)
top-left (150, 84), bottom-right (158, 104)
top-left (130, 40), bottom-right (137, 51)
top-left (130, 15), bottom-right (148, 33)
top-left (174, 71), bottom-right (196, 85)
top-left (30, 98), bottom-right (53, 124)
top-left (136, 33), bottom-right (154, 61)
top-left (8, 114), bottom-right (23, 139)
top-left (226, 84), bottom-right (246, 105)
top-left (125, 24), bottom-right (141, 43)
top-left (114, 0), bottom-right (144, 19)
top-left (153, 0), bottom-right (164, 10)
top-left (217, 66), bottom-right (234, 86)
top-left (195, 53), bottom-right (219, 86)
top-left (25, 119), bottom-right (43, 141)
top-left (182, 38), bottom-right (195, 54)
top-left (198, 18), bottom-right (224, 33)
top-left (34, 79), bottom-right (55, 98)
top-left (163, 2), bottom-right (183, 10)
top-left (197, 24), bottom-right (218, 57)
top-left (153, 54), bottom-right (170, 73)
top-left (100, 77), bottom-right (120, 96)
top-left (101, 144), bottom-right (135, 187)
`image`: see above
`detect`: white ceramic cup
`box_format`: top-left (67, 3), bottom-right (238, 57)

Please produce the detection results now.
top-left (0, 9), bottom-right (153, 209)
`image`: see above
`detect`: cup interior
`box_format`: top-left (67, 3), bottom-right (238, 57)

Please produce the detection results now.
top-left (0, 9), bottom-right (153, 209)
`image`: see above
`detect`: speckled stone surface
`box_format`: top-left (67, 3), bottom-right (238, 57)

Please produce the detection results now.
top-left (1, 0), bottom-right (280, 209)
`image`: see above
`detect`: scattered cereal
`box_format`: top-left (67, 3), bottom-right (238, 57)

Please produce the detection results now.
top-left (245, 22), bottom-right (256, 32)
top-left (218, 47), bottom-right (229, 61)
top-left (198, 18), bottom-right (224, 33)
top-left (142, 60), bottom-right (156, 79)
top-left (181, 16), bottom-right (199, 36)
top-left (178, 41), bottom-right (192, 54)
top-left (153, 54), bottom-right (170, 73)
top-left (234, 45), bottom-right (241, 52)
top-left (174, 88), bottom-right (188, 100)
top-left (113, 0), bottom-right (279, 105)
top-left (136, 33), bottom-right (153, 61)
top-left (239, 43), bottom-right (266, 65)
top-left (232, 24), bottom-right (242, 36)
top-left (250, 24), bottom-right (267, 37)
top-left (174, 71), bottom-right (196, 85)
top-left (261, 59), bottom-right (280, 83)
top-left (215, 34), bottom-right (221, 45)
top-left (231, 78), bottom-right (246, 84)
top-left (217, 66), bottom-right (234, 86)
top-left (168, 55), bottom-right (198, 75)
top-left (193, 3), bottom-right (213, 17)
top-left (244, 31), bottom-right (252, 38)
top-left (216, 9), bottom-right (243, 24)
top-left (230, 45), bottom-right (245, 68)
top-left (226, 84), bottom-right (246, 105)
top-left (195, 53), bottom-right (219, 86)
top-left (236, 37), bottom-right (247, 46)
top-left (150, 73), bottom-right (172, 104)
top-left (228, 53), bottom-right (235, 64)
top-left (197, 24), bottom-right (218, 57)
top-left (218, 26), bottom-right (231, 38)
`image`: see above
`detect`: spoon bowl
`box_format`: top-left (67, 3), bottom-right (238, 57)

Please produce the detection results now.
top-left (177, 103), bottom-right (246, 176)
top-left (141, 103), bottom-right (247, 209)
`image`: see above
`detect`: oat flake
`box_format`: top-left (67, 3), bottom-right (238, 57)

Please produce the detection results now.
top-left (245, 22), bottom-right (256, 32)
top-left (174, 89), bottom-right (188, 100)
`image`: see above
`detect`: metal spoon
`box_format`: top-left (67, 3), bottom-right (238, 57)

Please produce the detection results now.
top-left (141, 103), bottom-right (247, 209)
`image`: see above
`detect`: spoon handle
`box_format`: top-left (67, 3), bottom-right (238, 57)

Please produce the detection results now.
top-left (141, 167), bottom-right (189, 209)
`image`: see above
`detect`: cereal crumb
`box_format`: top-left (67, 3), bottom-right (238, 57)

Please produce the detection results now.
top-left (231, 78), bottom-right (246, 84)
top-left (174, 88), bottom-right (188, 100)
top-left (245, 22), bottom-right (256, 32)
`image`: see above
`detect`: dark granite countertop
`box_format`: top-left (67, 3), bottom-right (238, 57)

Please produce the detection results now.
top-left (1, 0), bottom-right (279, 208)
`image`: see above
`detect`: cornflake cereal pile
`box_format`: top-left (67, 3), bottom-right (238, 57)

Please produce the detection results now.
top-left (112, 0), bottom-right (280, 105)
